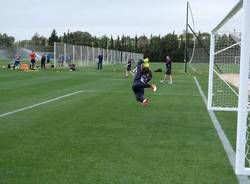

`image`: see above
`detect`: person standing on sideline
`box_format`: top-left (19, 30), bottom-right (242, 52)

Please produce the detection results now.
top-left (41, 53), bottom-right (46, 69)
top-left (14, 52), bottom-right (21, 69)
top-left (160, 55), bottom-right (173, 84)
top-left (125, 59), bottom-right (134, 78)
top-left (46, 53), bottom-right (51, 63)
top-left (97, 54), bottom-right (103, 70)
top-left (30, 50), bottom-right (36, 70)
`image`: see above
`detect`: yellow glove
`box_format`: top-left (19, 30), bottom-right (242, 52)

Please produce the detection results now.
top-left (143, 58), bottom-right (150, 68)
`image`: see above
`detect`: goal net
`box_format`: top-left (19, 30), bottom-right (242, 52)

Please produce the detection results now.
top-left (208, 0), bottom-right (243, 111)
top-left (54, 43), bottom-right (143, 67)
top-left (208, 0), bottom-right (250, 175)
top-left (185, 2), bottom-right (210, 73)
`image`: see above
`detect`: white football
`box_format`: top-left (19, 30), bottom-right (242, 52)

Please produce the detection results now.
top-left (152, 85), bottom-right (157, 92)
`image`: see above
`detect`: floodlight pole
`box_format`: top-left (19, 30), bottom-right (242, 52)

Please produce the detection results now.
top-left (184, 1), bottom-right (189, 73)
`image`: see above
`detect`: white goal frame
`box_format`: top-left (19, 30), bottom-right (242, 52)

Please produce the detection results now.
top-left (208, 0), bottom-right (250, 175)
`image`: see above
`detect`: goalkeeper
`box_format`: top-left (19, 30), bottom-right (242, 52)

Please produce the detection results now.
top-left (132, 58), bottom-right (157, 107)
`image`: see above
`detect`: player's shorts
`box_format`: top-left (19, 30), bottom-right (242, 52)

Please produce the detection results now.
top-left (31, 59), bottom-right (35, 64)
top-left (127, 66), bottom-right (131, 71)
top-left (132, 85), bottom-right (145, 103)
top-left (166, 68), bottom-right (171, 75)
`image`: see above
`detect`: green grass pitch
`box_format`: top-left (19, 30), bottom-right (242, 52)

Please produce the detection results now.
top-left (0, 60), bottom-right (239, 183)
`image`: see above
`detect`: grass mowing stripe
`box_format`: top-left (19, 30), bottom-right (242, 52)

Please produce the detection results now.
top-left (194, 76), bottom-right (250, 184)
top-left (80, 89), bottom-right (200, 97)
top-left (0, 88), bottom-right (200, 118)
top-left (0, 90), bottom-right (83, 118)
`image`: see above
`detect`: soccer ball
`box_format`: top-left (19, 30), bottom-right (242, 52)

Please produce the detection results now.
top-left (151, 84), bottom-right (157, 92)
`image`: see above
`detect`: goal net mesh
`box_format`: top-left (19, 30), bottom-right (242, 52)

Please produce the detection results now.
top-left (211, 7), bottom-right (242, 109)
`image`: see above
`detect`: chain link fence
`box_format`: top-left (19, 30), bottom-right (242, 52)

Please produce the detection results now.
top-left (54, 42), bottom-right (143, 67)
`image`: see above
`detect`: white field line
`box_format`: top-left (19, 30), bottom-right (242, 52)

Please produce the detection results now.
top-left (189, 63), bottom-right (197, 72)
top-left (0, 90), bottom-right (83, 118)
top-left (0, 89), bottom-right (199, 119)
top-left (193, 76), bottom-right (250, 184)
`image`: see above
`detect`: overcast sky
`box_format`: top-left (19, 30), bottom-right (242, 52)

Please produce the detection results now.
top-left (1, 0), bottom-right (239, 40)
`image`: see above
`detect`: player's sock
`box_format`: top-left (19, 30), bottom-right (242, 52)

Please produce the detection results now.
top-left (142, 99), bottom-right (149, 107)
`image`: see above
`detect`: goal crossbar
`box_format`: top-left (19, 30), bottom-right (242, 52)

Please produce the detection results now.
top-left (212, 0), bottom-right (243, 33)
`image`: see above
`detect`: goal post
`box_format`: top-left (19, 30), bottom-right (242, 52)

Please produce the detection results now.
top-left (207, 32), bottom-right (215, 110)
top-left (236, 0), bottom-right (250, 175)
top-left (208, 0), bottom-right (250, 175)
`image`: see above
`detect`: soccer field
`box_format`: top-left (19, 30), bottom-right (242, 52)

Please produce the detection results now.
top-left (0, 61), bottom-right (239, 183)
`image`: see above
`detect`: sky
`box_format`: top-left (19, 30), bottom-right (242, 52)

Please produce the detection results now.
top-left (1, 0), bottom-right (239, 41)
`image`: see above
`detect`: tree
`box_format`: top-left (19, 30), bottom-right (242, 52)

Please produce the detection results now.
top-left (0, 33), bottom-right (15, 47)
top-left (138, 35), bottom-right (150, 57)
top-left (149, 35), bottom-right (161, 61)
top-left (99, 36), bottom-right (109, 48)
top-left (48, 29), bottom-right (59, 46)
top-left (30, 33), bottom-right (48, 50)
top-left (115, 36), bottom-right (121, 50)
top-left (15, 29), bottom-right (211, 63)
top-left (134, 35), bottom-right (138, 52)
top-left (109, 36), bottom-right (114, 49)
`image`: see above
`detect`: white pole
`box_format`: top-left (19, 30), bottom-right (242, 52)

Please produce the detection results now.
top-left (54, 42), bottom-right (56, 67)
top-left (64, 43), bottom-right (67, 67)
top-left (106, 49), bottom-right (108, 65)
top-left (80, 46), bottom-right (83, 67)
top-left (87, 46), bottom-right (89, 66)
top-left (236, 0), bottom-right (250, 175)
top-left (73, 45), bottom-right (75, 64)
top-left (84, 46), bottom-right (86, 66)
top-left (208, 33), bottom-right (216, 110)
top-left (110, 49), bottom-right (112, 65)
top-left (92, 46), bottom-right (95, 65)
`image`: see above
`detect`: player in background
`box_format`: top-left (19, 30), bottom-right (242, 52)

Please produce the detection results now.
top-left (58, 54), bottom-right (64, 67)
top-left (160, 55), bottom-right (173, 84)
top-left (30, 50), bottom-right (36, 70)
top-left (41, 53), bottom-right (46, 69)
top-left (46, 53), bottom-right (51, 63)
top-left (125, 58), bottom-right (134, 78)
top-left (132, 58), bottom-right (157, 107)
top-left (97, 54), bottom-right (103, 70)
top-left (14, 52), bottom-right (21, 69)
